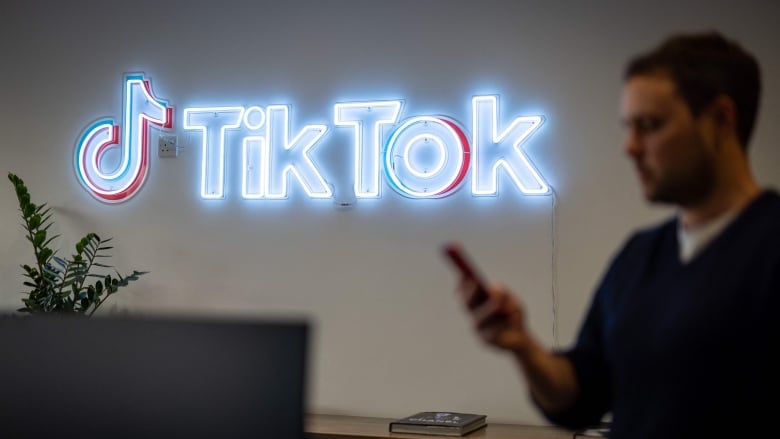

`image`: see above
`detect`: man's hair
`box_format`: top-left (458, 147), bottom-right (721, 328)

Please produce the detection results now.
top-left (624, 31), bottom-right (761, 149)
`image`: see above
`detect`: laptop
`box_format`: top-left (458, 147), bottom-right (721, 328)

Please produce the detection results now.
top-left (0, 314), bottom-right (309, 439)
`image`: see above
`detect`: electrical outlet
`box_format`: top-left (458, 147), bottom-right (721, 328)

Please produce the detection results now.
top-left (158, 135), bottom-right (178, 157)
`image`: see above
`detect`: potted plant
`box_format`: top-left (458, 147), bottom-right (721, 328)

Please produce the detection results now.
top-left (7, 172), bottom-right (147, 316)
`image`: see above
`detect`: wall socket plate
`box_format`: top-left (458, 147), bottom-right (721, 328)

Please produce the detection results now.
top-left (158, 135), bottom-right (178, 157)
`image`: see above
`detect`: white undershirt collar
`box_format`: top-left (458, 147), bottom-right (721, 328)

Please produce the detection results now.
top-left (677, 209), bottom-right (739, 264)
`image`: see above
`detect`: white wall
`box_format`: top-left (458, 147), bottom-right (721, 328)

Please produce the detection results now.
top-left (1, 0), bottom-right (778, 425)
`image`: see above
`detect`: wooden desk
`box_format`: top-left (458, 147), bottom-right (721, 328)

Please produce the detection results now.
top-left (306, 414), bottom-right (573, 439)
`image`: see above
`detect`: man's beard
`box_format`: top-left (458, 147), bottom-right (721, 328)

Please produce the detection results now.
top-left (643, 153), bottom-right (717, 207)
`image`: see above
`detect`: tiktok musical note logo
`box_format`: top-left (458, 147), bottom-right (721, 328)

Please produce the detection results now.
top-left (74, 74), bottom-right (173, 203)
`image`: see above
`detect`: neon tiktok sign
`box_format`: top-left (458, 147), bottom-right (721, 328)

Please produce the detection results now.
top-left (75, 74), bottom-right (549, 203)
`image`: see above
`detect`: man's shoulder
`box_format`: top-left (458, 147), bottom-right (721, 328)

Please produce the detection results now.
top-left (625, 216), bottom-right (676, 249)
top-left (754, 188), bottom-right (780, 212)
top-left (606, 217), bottom-right (677, 268)
top-left (736, 189), bottom-right (780, 234)
top-left (737, 188), bottom-right (780, 244)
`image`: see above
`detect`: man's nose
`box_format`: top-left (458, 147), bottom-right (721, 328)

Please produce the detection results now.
top-left (623, 131), bottom-right (643, 158)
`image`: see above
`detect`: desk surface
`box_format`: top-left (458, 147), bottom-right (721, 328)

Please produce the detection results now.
top-left (306, 414), bottom-right (573, 439)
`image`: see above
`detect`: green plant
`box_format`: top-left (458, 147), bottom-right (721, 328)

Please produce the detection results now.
top-left (8, 172), bottom-right (147, 316)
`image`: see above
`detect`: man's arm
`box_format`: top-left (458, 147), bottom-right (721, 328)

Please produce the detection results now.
top-left (459, 279), bottom-right (580, 413)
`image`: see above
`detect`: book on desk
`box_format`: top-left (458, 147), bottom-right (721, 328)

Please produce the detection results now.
top-left (572, 421), bottom-right (610, 438)
top-left (389, 411), bottom-right (487, 436)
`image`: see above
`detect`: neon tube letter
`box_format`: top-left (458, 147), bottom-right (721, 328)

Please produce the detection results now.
top-left (471, 96), bottom-right (548, 195)
top-left (384, 116), bottom-right (470, 198)
top-left (183, 107), bottom-right (244, 199)
top-left (334, 101), bottom-right (402, 198)
top-left (264, 105), bottom-right (330, 199)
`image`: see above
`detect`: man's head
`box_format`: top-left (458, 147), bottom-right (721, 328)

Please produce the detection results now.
top-left (620, 31), bottom-right (761, 206)
top-left (625, 31), bottom-right (761, 149)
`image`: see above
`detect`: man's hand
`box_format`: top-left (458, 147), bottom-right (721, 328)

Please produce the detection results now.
top-left (458, 278), bottom-right (531, 354)
top-left (456, 277), bottom-right (580, 413)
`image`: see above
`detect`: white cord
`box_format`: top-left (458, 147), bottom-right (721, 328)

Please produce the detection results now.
top-left (550, 187), bottom-right (559, 348)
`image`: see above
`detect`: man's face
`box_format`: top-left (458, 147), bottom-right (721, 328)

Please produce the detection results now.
top-left (620, 74), bottom-right (718, 206)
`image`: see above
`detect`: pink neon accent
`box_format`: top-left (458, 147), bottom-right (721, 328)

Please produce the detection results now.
top-left (143, 80), bottom-right (173, 129)
top-left (437, 117), bottom-right (471, 195)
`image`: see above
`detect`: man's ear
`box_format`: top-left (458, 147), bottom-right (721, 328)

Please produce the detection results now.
top-left (708, 95), bottom-right (738, 135)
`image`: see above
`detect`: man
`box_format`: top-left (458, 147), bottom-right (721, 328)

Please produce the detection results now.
top-left (456, 31), bottom-right (779, 438)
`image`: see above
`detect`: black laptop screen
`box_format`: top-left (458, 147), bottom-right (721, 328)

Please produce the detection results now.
top-left (0, 314), bottom-right (309, 439)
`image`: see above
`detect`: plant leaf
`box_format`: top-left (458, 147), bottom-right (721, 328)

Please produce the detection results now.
top-left (42, 234), bottom-right (61, 249)
top-left (33, 230), bottom-right (46, 247)
top-left (38, 248), bottom-right (54, 264)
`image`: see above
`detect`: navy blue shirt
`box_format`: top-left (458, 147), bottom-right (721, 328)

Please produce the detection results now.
top-left (544, 190), bottom-right (780, 438)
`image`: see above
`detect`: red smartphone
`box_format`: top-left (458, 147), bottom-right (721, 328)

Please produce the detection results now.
top-left (442, 242), bottom-right (490, 307)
